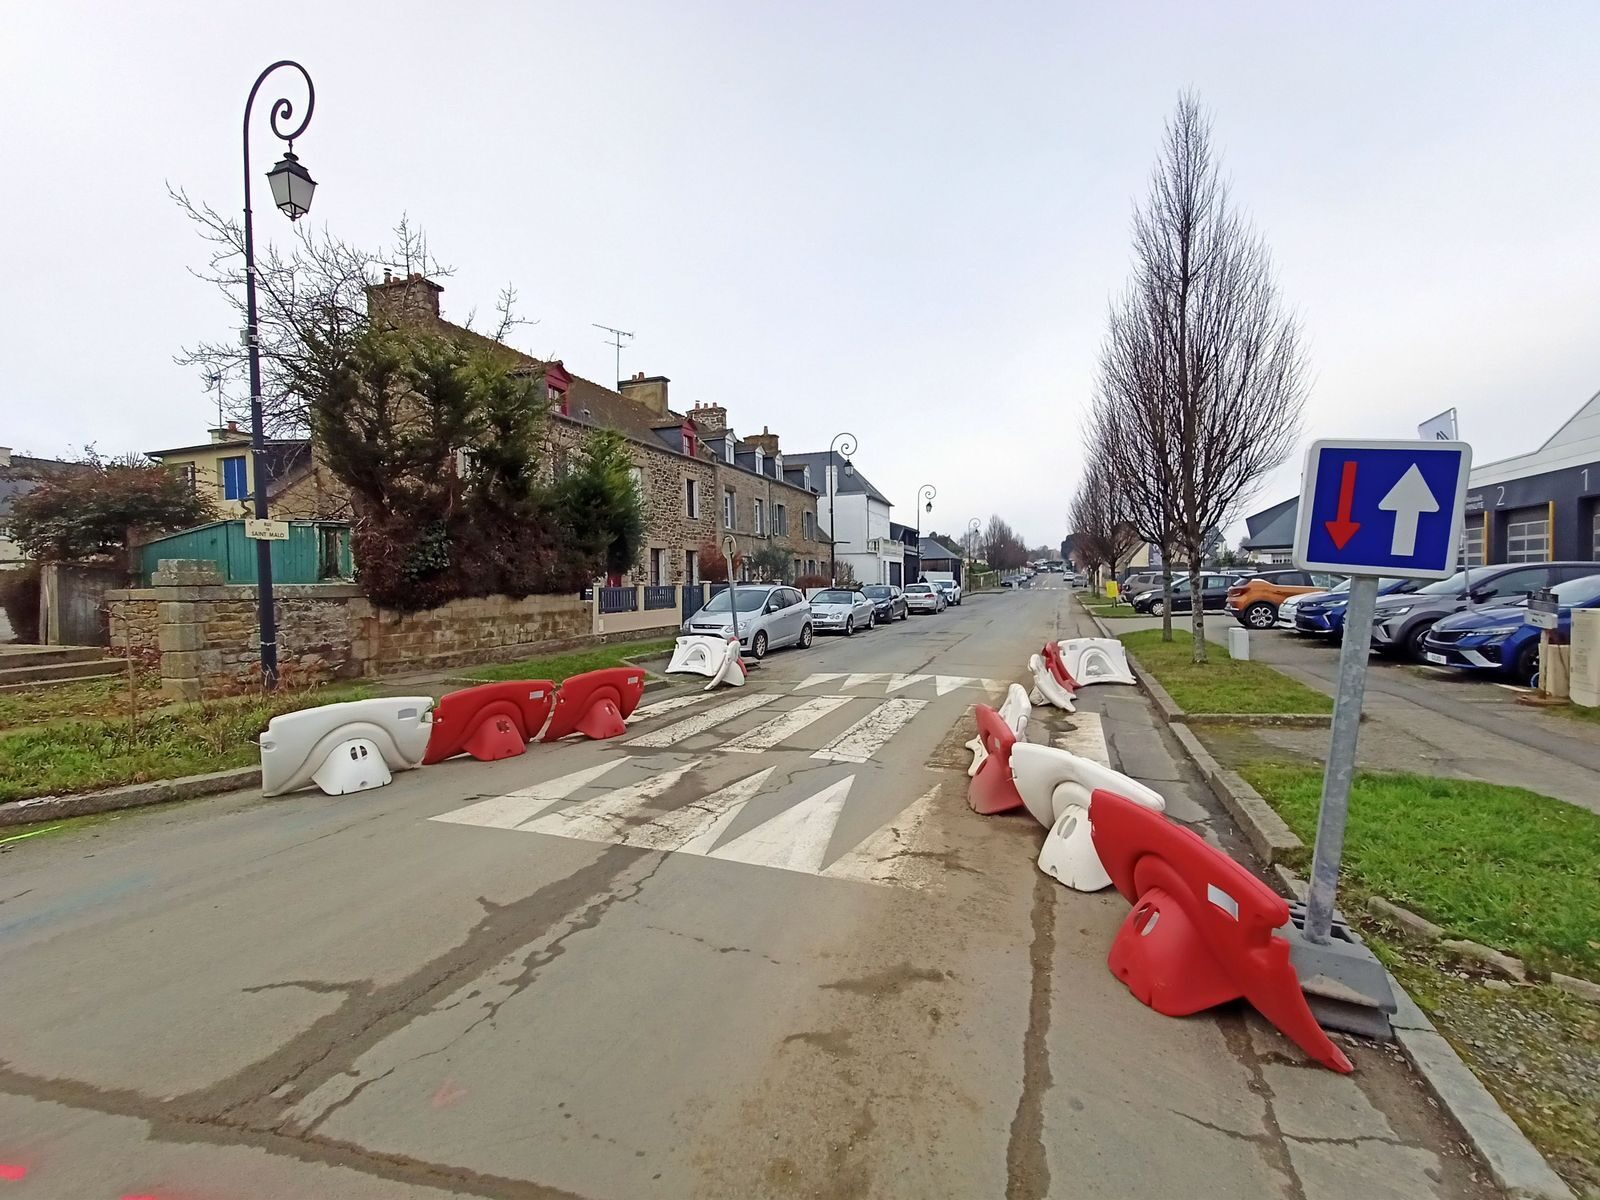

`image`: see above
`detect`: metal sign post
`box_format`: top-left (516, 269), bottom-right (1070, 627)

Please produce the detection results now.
top-left (1293, 439), bottom-right (1471, 945)
top-left (722, 534), bottom-right (740, 648)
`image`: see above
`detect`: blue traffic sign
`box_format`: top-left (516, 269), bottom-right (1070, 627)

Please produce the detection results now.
top-left (1292, 439), bottom-right (1472, 579)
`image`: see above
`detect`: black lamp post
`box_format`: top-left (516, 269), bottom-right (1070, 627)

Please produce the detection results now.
top-left (913, 484), bottom-right (936, 583)
top-left (242, 61), bottom-right (317, 690)
top-left (827, 432), bottom-right (856, 584)
top-left (967, 516), bottom-right (981, 577)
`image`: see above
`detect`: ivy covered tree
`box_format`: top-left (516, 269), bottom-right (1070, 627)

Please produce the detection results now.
top-left (9, 451), bottom-right (216, 561)
top-left (554, 429), bottom-right (645, 581)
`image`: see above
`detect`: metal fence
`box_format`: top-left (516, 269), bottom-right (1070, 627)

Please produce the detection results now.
top-left (643, 585), bottom-right (676, 611)
top-left (599, 586), bottom-right (639, 614)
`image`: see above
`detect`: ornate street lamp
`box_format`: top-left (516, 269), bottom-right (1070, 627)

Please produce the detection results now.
top-left (242, 61), bottom-right (316, 689)
top-left (967, 516), bottom-right (981, 574)
top-left (827, 432), bottom-right (857, 584)
top-left (913, 484), bottom-right (936, 583)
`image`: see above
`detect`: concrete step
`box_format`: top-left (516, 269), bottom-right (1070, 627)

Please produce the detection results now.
top-left (0, 658), bottom-right (126, 688)
top-left (0, 645), bottom-right (107, 669)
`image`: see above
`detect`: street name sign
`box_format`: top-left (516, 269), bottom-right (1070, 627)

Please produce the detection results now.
top-left (245, 518), bottom-right (290, 541)
top-left (1292, 439), bottom-right (1472, 580)
top-left (1527, 588), bottom-right (1559, 631)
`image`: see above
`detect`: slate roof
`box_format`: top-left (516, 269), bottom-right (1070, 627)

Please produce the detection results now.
top-left (919, 537), bottom-right (964, 562)
top-left (782, 451), bottom-right (892, 506)
top-left (1241, 496), bottom-right (1299, 550)
top-left (0, 453), bottom-right (85, 520)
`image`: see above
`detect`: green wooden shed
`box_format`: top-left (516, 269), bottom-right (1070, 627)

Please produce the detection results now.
top-left (136, 520), bottom-right (353, 586)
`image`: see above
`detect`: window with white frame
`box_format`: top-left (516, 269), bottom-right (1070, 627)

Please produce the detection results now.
top-left (724, 489), bottom-right (735, 530)
top-left (774, 503), bottom-right (787, 536)
top-left (804, 511), bottom-right (816, 539)
top-left (649, 548), bottom-right (665, 585)
top-left (628, 465), bottom-right (644, 500)
top-left (685, 549), bottom-right (698, 583)
top-left (684, 477), bottom-right (699, 519)
top-left (754, 498), bottom-right (765, 535)
top-left (1505, 507), bottom-right (1550, 563)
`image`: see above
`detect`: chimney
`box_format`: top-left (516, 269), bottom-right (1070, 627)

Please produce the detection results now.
top-left (688, 402), bottom-right (728, 436)
top-left (618, 374), bottom-right (671, 416)
top-left (746, 424), bottom-right (780, 457)
top-left (366, 271), bottom-right (444, 325)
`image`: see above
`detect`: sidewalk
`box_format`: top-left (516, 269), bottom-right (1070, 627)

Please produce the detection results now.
top-left (1114, 613), bottom-right (1600, 815)
top-left (1023, 599), bottom-right (1502, 1200)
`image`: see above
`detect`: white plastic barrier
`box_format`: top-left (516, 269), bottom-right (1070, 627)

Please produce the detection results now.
top-left (1010, 742), bottom-right (1167, 891)
top-left (966, 683), bottom-right (1032, 777)
top-left (1026, 653), bottom-right (1076, 712)
top-left (260, 697), bottom-right (434, 798)
top-left (704, 636), bottom-right (747, 691)
top-left (666, 635), bottom-right (725, 678)
top-left (1055, 638), bottom-right (1135, 687)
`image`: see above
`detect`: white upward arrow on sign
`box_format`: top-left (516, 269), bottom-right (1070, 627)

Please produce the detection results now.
top-left (1377, 464), bottom-right (1439, 557)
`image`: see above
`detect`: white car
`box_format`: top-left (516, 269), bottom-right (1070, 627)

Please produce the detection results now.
top-left (904, 582), bottom-right (946, 613)
top-left (808, 588), bottom-right (877, 635)
top-left (1276, 595), bottom-right (1303, 630)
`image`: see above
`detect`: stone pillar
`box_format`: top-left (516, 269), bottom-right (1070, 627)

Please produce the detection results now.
top-left (151, 559), bottom-right (225, 702)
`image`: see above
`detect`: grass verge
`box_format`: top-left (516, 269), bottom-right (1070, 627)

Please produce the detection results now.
top-left (1118, 629), bottom-right (1333, 715)
top-left (0, 686), bottom-right (370, 803)
top-left (461, 637), bottom-right (677, 684)
top-left (1547, 702), bottom-right (1600, 727)
top-left (1239, 762), bottom-right (1600, 980)
top-left (0, 671), bottom-right (165, 731)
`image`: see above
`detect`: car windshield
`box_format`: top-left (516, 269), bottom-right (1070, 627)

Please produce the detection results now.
top-left (700, 588), bottom-right (771, 613)
top-left (1554, 575), bottom-right (1600, 607)
top-left (906, 584), bottom-right (932, 594)
top-left (813, 590), bottom-right (857, 604)
top-left (863, 586), bottom-right (892, 598)
top-left (1417, 571), bottom-right (1471, 596)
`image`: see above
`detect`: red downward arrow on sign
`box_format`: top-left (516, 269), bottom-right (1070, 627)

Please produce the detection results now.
top-left (1324, 461), bottom-right (1361, 549)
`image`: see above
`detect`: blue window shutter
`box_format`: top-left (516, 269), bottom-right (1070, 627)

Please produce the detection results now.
top-left (222, 456), bottom-right (248, 500)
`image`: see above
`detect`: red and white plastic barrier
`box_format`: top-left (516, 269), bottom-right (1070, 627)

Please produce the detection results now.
top-left (667, 634), bottom-right (746, 691)
top-left (260, 697), bottom-right (434, 797)
top-left (1055, 638), bottom-right (1135, 687)
top-left (1010, 742), bottom-right (1167, 891)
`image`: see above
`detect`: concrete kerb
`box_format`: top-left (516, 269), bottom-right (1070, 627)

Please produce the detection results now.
top-left (0, 767), bottom-right (261, 828)
top-left (1084, 607), bottom-right (1581, 1200)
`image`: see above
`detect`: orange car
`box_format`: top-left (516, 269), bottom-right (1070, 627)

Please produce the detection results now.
top-left (1227, 570), bottom-right (1344, 630)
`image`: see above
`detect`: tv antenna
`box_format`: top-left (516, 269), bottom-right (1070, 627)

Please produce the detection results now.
top-left (592, 322), bottom-right (634, 385)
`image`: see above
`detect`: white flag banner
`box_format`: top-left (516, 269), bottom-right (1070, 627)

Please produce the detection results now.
top-left (1418, 408), bottom-right (1458, 441)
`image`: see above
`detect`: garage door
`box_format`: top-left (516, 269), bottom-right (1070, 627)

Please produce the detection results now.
top-left (1504, 506), bottom-right (1550, 563)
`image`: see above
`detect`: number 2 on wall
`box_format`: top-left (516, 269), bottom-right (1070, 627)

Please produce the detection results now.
top-left (1495, 486), bottom-right (1505, 507)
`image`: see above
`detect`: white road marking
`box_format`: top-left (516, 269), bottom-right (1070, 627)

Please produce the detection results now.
top-left (630, 693), bottom-right (715, 721)
top-left (708, 775), bottom-right (855, 873)
top-left (795, 673), bottom-right (846, 691)
top-left (981, 678), bottom-right (1010, 693)
top-left (823, 785), bottom-right (944, 889)
top-left (723, 696), bottom-right (852, 752)
top-left (636, 768), bottom-right (776, 854)
top-left (520, 761), bottom-right (702, 841)
top-left (843, 672), bottom-right (888, 690)
top-left (429, 760), bottom-right (627, 830)
top-left (626, 693), bottom-right (777, 747)
top-left (1053, 711), bottom-right (1110, 767)
top-left (885, 673), bottom-right (929, 694)
top-left (934, 675), bottom-right (976, 696)
top-left (811, 698), bottom-right (928, 763)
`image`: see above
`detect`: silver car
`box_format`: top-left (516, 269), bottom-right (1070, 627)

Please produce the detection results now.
top-left (903, 582), bottom-right (946, 613)
top-left (808, 587), bottom-right (878, 635)
top-left (681, 584), bottom-right (813, 659)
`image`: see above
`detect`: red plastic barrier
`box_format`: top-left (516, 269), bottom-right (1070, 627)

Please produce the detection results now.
top-left (967, 704), bottom-right (1024, 815)
top-left (1042, 642), bottom-right (1078, 692)
top-left (1090, 788), bottom-right (1353, 1073)
top-left (423, 680), bottom-right (556, 765)
top-left (542, 667), bottom-right (647, 742)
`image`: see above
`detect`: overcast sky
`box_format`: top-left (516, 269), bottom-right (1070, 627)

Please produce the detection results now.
top-left (6, 2), bottom-right (1599, 548)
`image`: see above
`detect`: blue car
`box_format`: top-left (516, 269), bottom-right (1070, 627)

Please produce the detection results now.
top-left (1421, 573), bottom-right (1600, 684)
top-left (1289, 577), bottom-right (1421, 637)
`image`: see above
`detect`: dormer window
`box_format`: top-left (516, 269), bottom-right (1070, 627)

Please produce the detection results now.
top-left (725, 434), bottom-right (735, 462)
top-left (803, 465), bottom-right (812, 490)
top-left (682, 422), bottom-right (698, 458)
top-left (754, 448), bottom-right (764, 475)
top-left (775, 453), bottom-right (784, 477)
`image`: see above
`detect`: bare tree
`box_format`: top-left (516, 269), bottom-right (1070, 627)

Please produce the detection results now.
top-left (1070, 445), bottom-right (1140, 590)
top-left (1128, 93), bottom-right (1308, 661)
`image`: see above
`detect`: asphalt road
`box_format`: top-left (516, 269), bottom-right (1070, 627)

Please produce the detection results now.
top-left (0, 585), bottom-right (1495, 1199)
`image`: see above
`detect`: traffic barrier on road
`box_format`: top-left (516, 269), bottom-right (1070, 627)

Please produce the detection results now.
top-left (541, 667), bottom-right (646, 742)
top-left (705, 635), bottom-right (747, 690)
top-left (1012, 742), bottom-right (1167, 889)
top-left (966, 702), bottom-right (1028, 814)
top-left (1027, 653), bottom-right (1076, 712)
top-left (1089, 788), bottom-right (1353, 1073)
top-left (667, 634), bottom-right (726, 677)
top-left (1042, 641), bottom-right (1079, 692)
top-left (1056, 638), bottom-right (1136, 687)
top-left (260, 697), bottom-right (434, 797)
top-left (423, 681), bottom-right (556, 765)
top-left (965, 683), bottom-right (1031, 778)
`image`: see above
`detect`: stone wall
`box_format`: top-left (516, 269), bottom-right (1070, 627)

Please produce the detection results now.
top-left (108, 560), bottom-right (599, 700)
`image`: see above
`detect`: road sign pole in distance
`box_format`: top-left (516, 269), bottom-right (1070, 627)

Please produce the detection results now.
top-left (1293, 438), bottom-right (1472, 944)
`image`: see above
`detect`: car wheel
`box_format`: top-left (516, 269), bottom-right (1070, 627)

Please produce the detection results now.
top-left (1149, 599), bottom-right (1165, 617)
top-left (1244, 602), bottom-right (1276, 630)
top-left (1515, 641), bottom-right (1539, 686)
top-left (1403, 622), bottom-right (1435, 661)
top-left (845, 617), bottom-right (854, 637)
top-left (750, 630), bottom-right (768, 659)
top-left (866, 611), bottom-right (876, 630)
top-left (798, 622), bottom-right (813, 648)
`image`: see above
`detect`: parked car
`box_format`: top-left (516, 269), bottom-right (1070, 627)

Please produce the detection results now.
top-left (862, 584), bottom-right (909, 623)
top-left (1226, 570), bottom-right (1344, 630)
top-left (930, 578), bottom-right (962, 606)
top-left (1070, 571), bottom-right (1089, 588)
top-left (1372, 561), bottom-right (1600, 660)
top-left (682, 584), bottom-right (812, 659)
top-left (808, 587), bottom-right (878, 636)
top-left (1422, 573), bottom-right (1600, 684)
top-left (904, 582), bottom-right (947, 612)
top-left (1119, 571), bottom-right (1164, 600)
top-left (1130, 573), bottom-right (1237, 615)
top-left (1282, 577), bottom-right (1424, 636)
